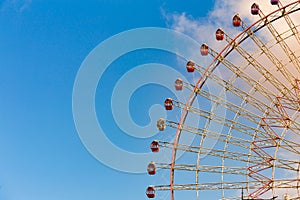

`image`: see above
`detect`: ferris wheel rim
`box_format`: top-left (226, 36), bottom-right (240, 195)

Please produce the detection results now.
top-left (168, 1), bottom-right (300, 200)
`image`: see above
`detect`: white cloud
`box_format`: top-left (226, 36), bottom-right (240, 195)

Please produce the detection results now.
top-left (163, 0), bottom-right (300, 51)
top-left (163, 0), bottom-right (300, 113)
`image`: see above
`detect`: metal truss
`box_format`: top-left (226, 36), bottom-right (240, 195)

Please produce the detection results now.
top-left (147, 1), bottom-right (300, 200)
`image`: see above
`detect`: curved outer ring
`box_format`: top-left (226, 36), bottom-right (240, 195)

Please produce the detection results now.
top-left (169, 1), bottom-right (300, 199)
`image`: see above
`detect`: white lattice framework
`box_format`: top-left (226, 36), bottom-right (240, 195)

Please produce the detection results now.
top-left (147, 1), bottom-right (300, 200)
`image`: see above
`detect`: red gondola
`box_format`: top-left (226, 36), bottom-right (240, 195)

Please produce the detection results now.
top-left (271, 0), bottom-right (279, 5)
top-left (164, 98), bottom-right (173, 110)
top-left (147, 162), bottom-right (156, 175)
top-left (200, 43), bottom-right (209, 56)
top-left (251, 3), bottom-right (259, 15)
top-left (146, 186), bottom-right (156, 198)
top-left (174, 78), bottom-right (183, 90)
top-left (150, 140), bottom-right (160, 152)
top-left (186, 61), bottom-right (195, 72)
top-left (216, 28), bottom-right (224, 41)
top-left (232, 14), bottom-right (241, 27)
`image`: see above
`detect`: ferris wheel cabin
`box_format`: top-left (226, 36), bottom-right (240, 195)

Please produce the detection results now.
top-left (174, 78), bottom-right (183, 90)
top-left (156, 118), bottom-right (166, 131)
top-left (164, 98), bottom-right (173, 110)
top-left (271, 0), bottom-right (279, 5)
top-left (146, 186), bottom-right (155, 198)
top-left (186, 60), bottom-right (195, 72)
top-left (251, 3), bottom-right (259, 15)
top-left (216, 28), bottom-right (224, 41)
top-left (147, 162), bottom-right (156, 175)
top-left (200, 43), bottom-right (209, 56)
top-left (232, 14), bottom-right (241, 27)
top-left (150, 140), bottom-right (160, 152)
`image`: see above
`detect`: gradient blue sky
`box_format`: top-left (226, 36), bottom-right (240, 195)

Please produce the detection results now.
top-left (0, 0), bottom-right (215, 199)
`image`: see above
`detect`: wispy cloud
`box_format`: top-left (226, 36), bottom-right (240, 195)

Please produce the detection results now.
top-left (1, 0), bottom-right (32, 12)
top-left (162, 0), bottom-right (300, 49)
top-left (162, 0), bottom-right (300, 99)
top-left (163, 0), bottom-right (300, 199)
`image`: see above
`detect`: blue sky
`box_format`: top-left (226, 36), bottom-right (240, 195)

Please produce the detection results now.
top-left (0, 0), bottom-right (216, 200)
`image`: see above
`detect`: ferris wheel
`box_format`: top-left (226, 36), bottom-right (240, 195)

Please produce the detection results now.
top-left (146, 0), bottom-right (300, 199)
